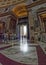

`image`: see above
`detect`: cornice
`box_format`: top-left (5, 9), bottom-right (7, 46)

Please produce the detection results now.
top-left (27, 0), bottom-right (46, 8)
top-left (0, 0), bottom-right (46, 8)
top-left (0, 0), bottom-right (46, 17)
top-left (0, 0), bottom-right (25, 8)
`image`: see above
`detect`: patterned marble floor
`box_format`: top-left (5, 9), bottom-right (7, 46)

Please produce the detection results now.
top-left (0, 46), bottom-right (38, 65)
top-left (0, 39), bottom-right (46, 65)
top-left (0, 40), bottom-right (38, 65)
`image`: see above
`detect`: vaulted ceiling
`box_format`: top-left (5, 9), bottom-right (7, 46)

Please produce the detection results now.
top-left (0, 0), bottom-right (46, 18)
top-left (0, 0), bottom-right (32, 17)
top-left (12, 4), bottom-right (28, 17)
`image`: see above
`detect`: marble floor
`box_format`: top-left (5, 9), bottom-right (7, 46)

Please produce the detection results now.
top-left (0, 39), bottom-right (46, 65)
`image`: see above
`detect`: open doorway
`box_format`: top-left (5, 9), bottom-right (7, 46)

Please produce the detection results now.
top-left (20, 25), bottom-right (27, 39)
top-left (19, 25), bottom-right (28, 52)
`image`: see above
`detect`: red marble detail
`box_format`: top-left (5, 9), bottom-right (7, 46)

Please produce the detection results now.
top-left (36, 46), bottom-right (46, 65)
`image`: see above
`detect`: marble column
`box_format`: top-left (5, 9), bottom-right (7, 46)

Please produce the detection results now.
top-left (28, 11), bottom-right (35, 43)
top-left (6, 16), bottom-right (10, 33)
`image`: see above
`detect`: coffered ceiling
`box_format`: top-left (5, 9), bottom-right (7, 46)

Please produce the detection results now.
top-left (0, 0), bottom-right (33, 8)
top-left (0, 0), bottom-right (24, 7)
top-left (12, 4), bottom-right (28, 17)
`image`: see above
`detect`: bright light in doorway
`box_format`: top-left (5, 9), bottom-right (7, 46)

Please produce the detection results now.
top-left (24, 26), bottom-right (27, 36)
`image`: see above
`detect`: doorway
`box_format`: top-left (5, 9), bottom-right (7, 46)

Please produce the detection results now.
top-left (20, 25), bottom-right (27, 40)
top-left (20, 25), bottom-right (27, 38)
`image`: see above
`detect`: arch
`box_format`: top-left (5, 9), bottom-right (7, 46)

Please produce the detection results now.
top-left (37, 7), bottom-right (46, 33)
top-left (12, 4), bottom-right (28, 17)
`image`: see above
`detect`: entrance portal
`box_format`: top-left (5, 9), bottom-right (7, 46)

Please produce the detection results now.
top-left (20, 25), bottom-right (27, 39)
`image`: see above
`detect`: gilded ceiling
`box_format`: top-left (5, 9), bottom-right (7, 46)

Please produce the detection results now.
top-left (0, 0), bottom-right (32, 13)
top-left (0, 0), bottom-right (31, 17)
top-left (12, 4), bottom-right (28, 17)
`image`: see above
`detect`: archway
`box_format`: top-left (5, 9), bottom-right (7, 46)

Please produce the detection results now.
top-left (12, 4), bottom-right (28, 17)
top-left (11, 4), bottom-right (29, 40)
top-left (37, 7), bottom-right (46, 42)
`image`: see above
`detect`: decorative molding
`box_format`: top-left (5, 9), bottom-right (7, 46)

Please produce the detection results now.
top-left (37, 7), bottom-right (46, 13)
top-left (0, 0), bottom-right (46, 18)
top-left (0, 12), bottom-right (10, 17)
top-left (0, 0), bottom-right (26, 8)
top-left (27, 0), bottom-right (46, 8)
top-left (0, 0), bottom-right (46, 9)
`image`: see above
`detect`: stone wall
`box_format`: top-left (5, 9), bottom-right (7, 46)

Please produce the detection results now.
top-left (29, 3), bottom-right (46, 42)
top-left (0, 15), bottom-right (11, 32)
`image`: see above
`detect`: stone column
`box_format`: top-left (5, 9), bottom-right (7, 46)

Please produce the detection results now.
top-left (28, 11), bottom-right (35, 43)
top-left (16, 18), bottom-right (20, 39)
top-left (6, 16), bottom-right (10, 33)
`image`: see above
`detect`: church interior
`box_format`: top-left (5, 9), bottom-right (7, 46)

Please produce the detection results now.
top-left (0, 0), bottom-right (46, 65)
